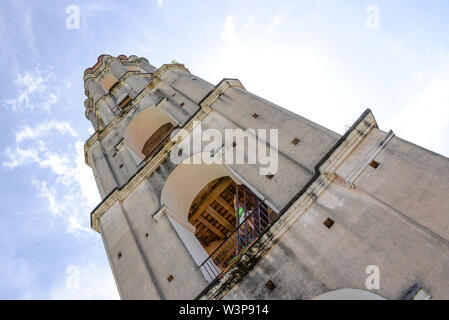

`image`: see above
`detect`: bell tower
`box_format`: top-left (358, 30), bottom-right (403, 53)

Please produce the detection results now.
top-left (83, 55), bottom-right (449, 300)
top-left (83, 54), bottom-right (339, 299)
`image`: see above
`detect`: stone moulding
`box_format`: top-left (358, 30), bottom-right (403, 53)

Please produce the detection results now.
top-left (345, 129), bottom-right (395, 188)
top-left (83, 55), bottom-right (151, 82)
top-left (83, 55), bottom-right (110, 80)
top-left (152, 205), bottom-right (168, 222)
top-left (196, 109), bottom-right (378, 300)
top-left (319, 112), bottom-right (377, 177)
top-left (84, 97), bottom-right (94, 119)
top-left (200, 79), bottom-right (245, 108)
top-left (152, 63), bottom-right (190, 80)
top-left (89, 78), bottom-right (246, 232)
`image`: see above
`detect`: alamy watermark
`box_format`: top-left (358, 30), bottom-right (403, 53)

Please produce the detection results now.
top-left (365, 5), bottom-right (380, 30)
top-left (365, 265), bottom-right (380, 289)
top-left (65, 5), bottom-right (80, 30)
top-left (169, 121), bottom-right (279, 175)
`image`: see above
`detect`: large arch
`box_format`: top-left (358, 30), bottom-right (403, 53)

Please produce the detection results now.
top-left (124, 107), bottom-right (176, 160)
top-left (160, 153), bottom-right (239, 280)
top-left (160, 152), bottom-right (276, 282)
top-left (161, 153), bottom-right (232, 225)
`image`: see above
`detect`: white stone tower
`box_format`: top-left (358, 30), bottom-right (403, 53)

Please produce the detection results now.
top-left (84, 55), bottom-right (449, 300)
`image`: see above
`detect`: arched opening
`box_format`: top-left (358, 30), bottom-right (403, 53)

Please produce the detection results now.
top-left (124, 107), bottom-right (177, 162)
top-left (141, 122), bottom-right (175, 158)
top-left (188, 176), bottom-right (237, 255)
top-left (161, 153), bottom-right (277, 281)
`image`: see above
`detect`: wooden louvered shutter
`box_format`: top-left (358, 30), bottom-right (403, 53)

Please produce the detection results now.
top-left (141, 122), bottom-right (174, 157)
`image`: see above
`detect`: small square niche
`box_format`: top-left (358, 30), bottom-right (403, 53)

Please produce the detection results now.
top-left (323, 218), bottom-right (334, 229)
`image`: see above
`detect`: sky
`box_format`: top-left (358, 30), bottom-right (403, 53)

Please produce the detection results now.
top-left (0, 0), bottom-right (448, 299)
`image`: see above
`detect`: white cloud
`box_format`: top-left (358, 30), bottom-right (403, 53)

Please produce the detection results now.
top-left (5, 67), bottom-right (59, 112)
top-left (31, 180), bottom-right (61, 216)
top-left (3, 120), bottom-right (77, 171)
top-left (3, 120), bottom-right (100, 235)
top-left (15, 120), bottom-right (77, 143)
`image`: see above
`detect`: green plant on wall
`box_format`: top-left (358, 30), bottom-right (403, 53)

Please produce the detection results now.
top-left (230, 248), bottom-right (248, 264)
top-left (171, 59), bottom-right (179, 64)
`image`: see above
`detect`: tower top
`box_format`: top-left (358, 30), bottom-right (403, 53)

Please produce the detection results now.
top-left (83, 54), bottom-right (133, 77)
top-left (82, 54), bottom-right (158, 135)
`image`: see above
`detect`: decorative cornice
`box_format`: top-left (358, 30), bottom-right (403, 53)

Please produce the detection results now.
top-left (84, 54), bottom-right (108, 76)
top-left (200, 79), bottom-right (245, 108)
top-left (346, 129), bottom-right (395, 188)
top-left (114, 139), bottom-right (125, 151)
top-left (152, 63), bottom-right (190, 79)
top-left (84, 55), bottom-right (150, 79)
top-left (84, 98), bottom-right (94, 118)
top-left (83, 56), bottom-right (113, 85)
top-left (319, 111), bottom-right (377, 177)
top-left (152, 206), bottom-right (167, 222)
top-left (83, 56), bottom-right (152, 95)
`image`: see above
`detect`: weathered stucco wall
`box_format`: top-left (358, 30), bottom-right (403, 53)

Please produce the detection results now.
top-left (354, 136), bottom-right (449, 242)
top-left (99, 165), bottom-right (210, 299)
top-left (85, 56), bottom-right (449, 300)
top-left (90, 72), bottom-right (345, 298)
top-left (223, 128), bottom-right (449, 300)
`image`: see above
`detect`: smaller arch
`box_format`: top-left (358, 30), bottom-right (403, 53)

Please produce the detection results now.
top-left (124, 107), bottom-right (176, 160)
top-left (312, 288), bottom-right (385, 300)
top-left (141, 122), bottom-right (175, 158)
